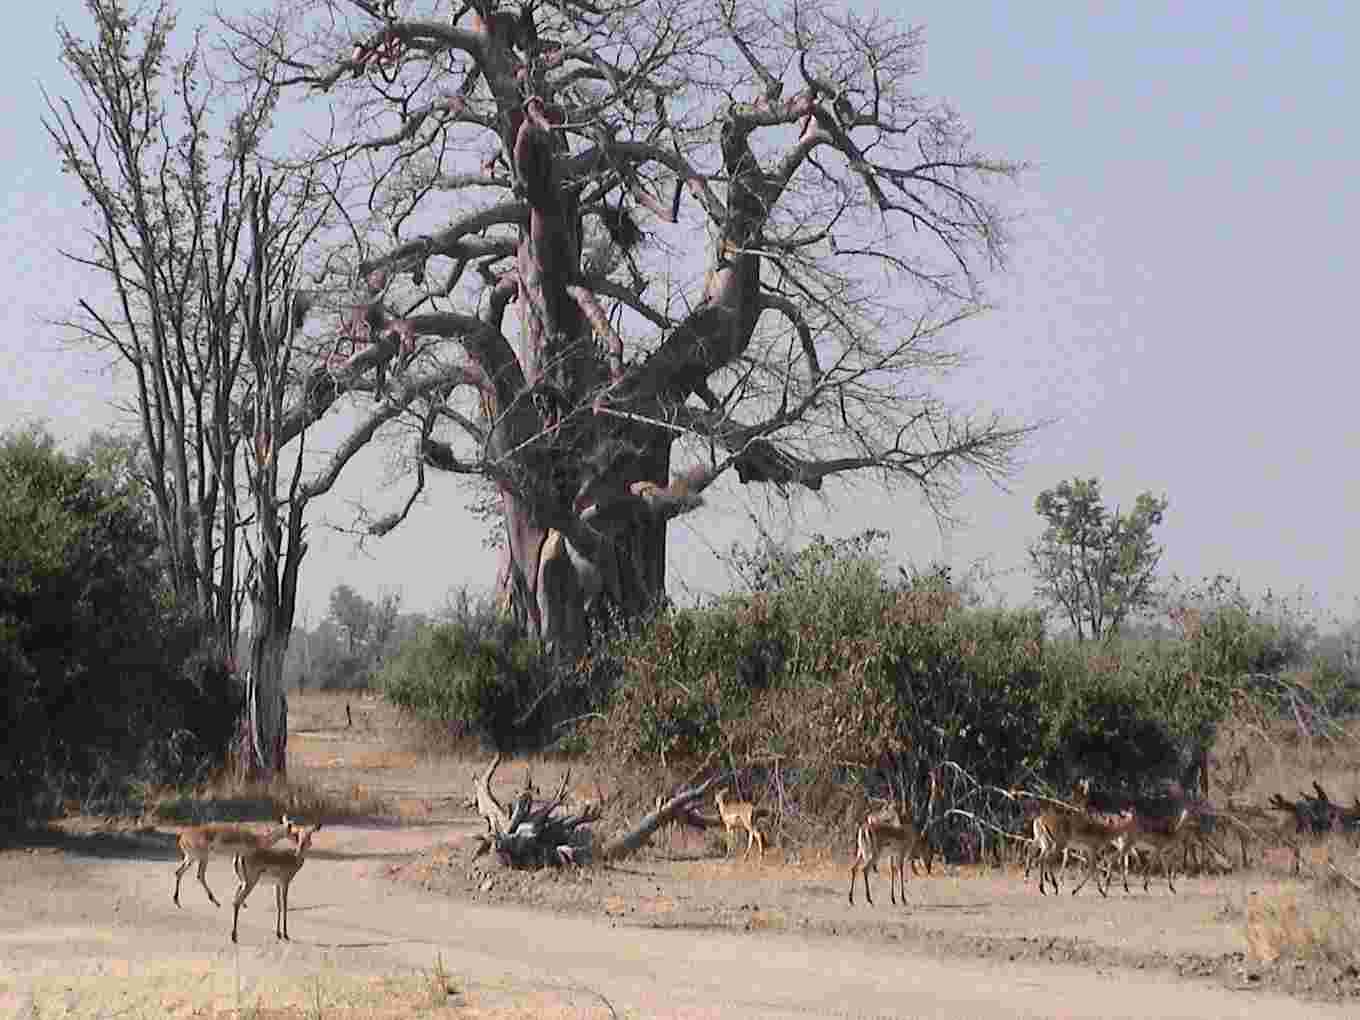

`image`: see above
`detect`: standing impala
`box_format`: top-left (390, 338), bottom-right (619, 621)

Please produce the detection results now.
top-left (172, 816), bottom-right (294, 908)
top-left (848, 812), bottom-right (932, 906)
top-left (714, 787), bottom-right (767, 859)
top-left (230, 819), bottom-right (323, 943)
top-left (849, 771), bottom-right (938, 907)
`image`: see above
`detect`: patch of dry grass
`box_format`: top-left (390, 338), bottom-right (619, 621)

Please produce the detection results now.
top-left (147, 772), bottom-right (391, 827)
top-left (1213, 709), bottom-right (1360, 807)
top-left (12, 957), bottom-right (615, 1019)
top-left (1244, 867), bottom-right (1360, 964)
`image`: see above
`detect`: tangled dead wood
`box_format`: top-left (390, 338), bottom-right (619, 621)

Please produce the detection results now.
top-left (471, 751), bottom-right (724, 867)
top-left (472, 753), bottom-right (600, 867)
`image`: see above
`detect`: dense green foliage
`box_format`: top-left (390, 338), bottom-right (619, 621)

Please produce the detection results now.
top-left (582, 532), bottom-right (1349, 842)
top-left (377, 526), bottom-right (1354, 854)
top-left (0, 427), bottom-right (237, 819)
top-left (378, 596), bottom-right (569, 750)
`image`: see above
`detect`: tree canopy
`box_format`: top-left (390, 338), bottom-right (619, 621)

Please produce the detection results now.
top-left (1028, 477), bottom-right (1167, 642)
top-left (192, 0), bottom-right (1033, 655)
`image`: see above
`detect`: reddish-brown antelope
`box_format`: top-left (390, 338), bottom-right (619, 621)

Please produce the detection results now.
top-left (848, 812), bottom-right (932, 906)
top-left (714, 787), bottom-right (766, 859)
top-left (1113, 807), bottom-right (1198, 894)
top-left (230, 819), bottom-right (323, 944)
top-left (172, 817), bottom-right (293, 908)
top-left (1034, 781), bottom-right (1133, 897)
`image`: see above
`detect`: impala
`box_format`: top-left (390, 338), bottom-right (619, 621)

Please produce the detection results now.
top-left (172, 817), bottom-right (293, 908)
top-left (230, 819), bottom-right (323, 944)
top-left (1033, 781), bottom-right (1133, 897)
top-left (714, 787), bottom-right (767, 859)
top-left (1114, 807), bottom-right (1198, 894)
top-left (848, 813), bottom-right (931, 906)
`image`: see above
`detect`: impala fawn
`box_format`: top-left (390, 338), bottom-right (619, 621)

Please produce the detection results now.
top-left (230, 820), bottom-right (322, 943)
top-left (714, 787), bottom-right (767, 859)
top-left (172, 817), bottom-right (292, 908)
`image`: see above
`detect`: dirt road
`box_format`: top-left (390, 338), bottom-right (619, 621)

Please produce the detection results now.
top-left (1, 820), bottom-right (1352, 1019)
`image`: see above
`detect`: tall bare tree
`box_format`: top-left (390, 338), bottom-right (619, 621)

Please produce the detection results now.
top-left (230, 0), bottom-right (1034, 656)
top-left (44, 0), bottom-right (279, 650)
top-left (45, 0), bottom-right (441, 779)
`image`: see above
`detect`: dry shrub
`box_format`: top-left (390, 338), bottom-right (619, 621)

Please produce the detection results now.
top-left (1212, 704), bottom-right (1360, 810)
top-left (385, 712), bottom-right (489, 759)
top-left (883, 588), bottom-right (961, 626)
top-left (1245, 871), bottom-right (1360, 964)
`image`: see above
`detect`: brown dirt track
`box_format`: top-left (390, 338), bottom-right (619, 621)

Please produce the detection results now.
top-left (3, 693), bottom-right (1358, 1018)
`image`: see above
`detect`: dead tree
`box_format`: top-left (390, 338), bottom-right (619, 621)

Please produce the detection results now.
top-left (471, 752), bottom-right (724, 866)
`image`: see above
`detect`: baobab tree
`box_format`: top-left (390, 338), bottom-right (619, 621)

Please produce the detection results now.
top-left (233, 0), bottom-right (1032, 656)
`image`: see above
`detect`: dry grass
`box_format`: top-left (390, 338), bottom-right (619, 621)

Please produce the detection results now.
top-left (147, 773), bottom-right (391, 826)
top-left (1244, 868), bottom-right (1360, 964)
top-left (9, 956), bottom-right (617, 1019)
top-left (1212, 706), bottom-right (1360, 806)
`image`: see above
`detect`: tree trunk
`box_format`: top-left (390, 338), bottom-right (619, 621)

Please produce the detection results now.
top-left (234, 621), bottom-right (288, 781)
top-left (486, 96), bottom-right (683, 656)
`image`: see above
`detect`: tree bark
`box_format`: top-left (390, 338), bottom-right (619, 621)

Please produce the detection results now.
top-left (234, 630), bottom-right (288, 781)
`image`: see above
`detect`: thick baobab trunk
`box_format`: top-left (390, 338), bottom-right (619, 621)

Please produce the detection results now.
top-left (488, 94), bottom-right (681, 655)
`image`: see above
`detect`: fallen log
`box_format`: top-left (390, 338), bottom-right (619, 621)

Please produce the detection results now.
top-left (471, 751), bottom-right (726, 867)
top-left (598, 775), bottom-right (725, 862)
top-left (472, 753), bottom-right (599, 868)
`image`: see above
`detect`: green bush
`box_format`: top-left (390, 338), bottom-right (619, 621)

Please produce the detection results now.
top-left (586, 532), bottom-right (1049, 791)
top-left (380, 616), bottom-right (548, 749)
top-left (0, 426), bottom-right (235, 818)
top-left (583, 531), bottom-right (1267, 848)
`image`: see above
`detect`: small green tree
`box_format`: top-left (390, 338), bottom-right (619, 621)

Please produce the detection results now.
top-left (1028, 478), bottom-right (1167, 642)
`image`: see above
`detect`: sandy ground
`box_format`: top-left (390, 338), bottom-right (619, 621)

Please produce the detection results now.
top-left (2, 694), bottom-right (1357, 1019)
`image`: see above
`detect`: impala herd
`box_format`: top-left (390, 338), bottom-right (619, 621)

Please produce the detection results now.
top-left (171, 771), bottom-right (1322, 943)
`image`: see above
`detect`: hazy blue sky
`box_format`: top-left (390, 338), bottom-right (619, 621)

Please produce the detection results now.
top-left (4, 1), bottom-right (1357, 627)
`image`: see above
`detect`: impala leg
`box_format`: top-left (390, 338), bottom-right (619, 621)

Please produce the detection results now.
top-left (275, 882), bottom-right (287, 941)
top-left (1069, 856), bottom-right (1092, 895)
top-left (1037, 848), bottom-right (1052, 894)
top-left (196, 858), bottom-right (220, 908)
top-left (862, 862), bottom-right (874, 906)
top-left (1072, 850), bottom-right (1106, 898)
top-left (231, 873), bottom-right (260, 943)
top-left (173, 853), bottom-right (192, 907)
